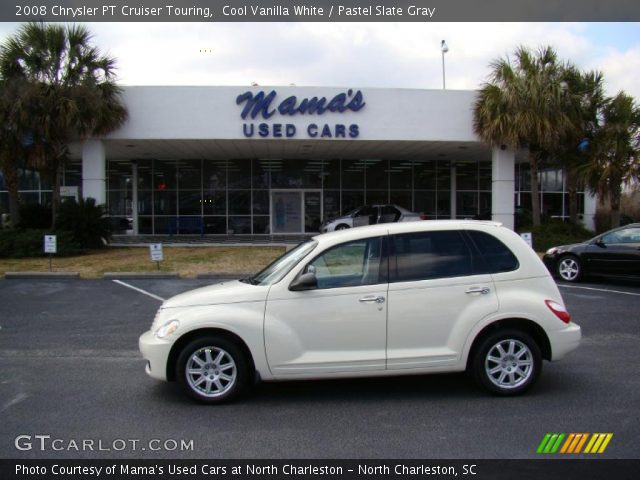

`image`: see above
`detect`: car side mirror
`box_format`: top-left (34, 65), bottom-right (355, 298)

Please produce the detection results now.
top-left (595, 239), bottom-right (606, 248)
top-left (289, 272), bottom-right (318, 291)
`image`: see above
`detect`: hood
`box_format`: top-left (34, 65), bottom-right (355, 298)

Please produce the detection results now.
top-left (161, 280), bottom-right (269, 309)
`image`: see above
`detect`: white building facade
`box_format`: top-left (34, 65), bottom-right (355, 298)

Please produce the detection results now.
top-left (2, 86), bottom-right (596, 235)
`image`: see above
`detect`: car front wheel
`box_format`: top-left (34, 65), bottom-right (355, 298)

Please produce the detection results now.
top-left (176, 336), bottom-right (248, 404)
top-left (472, 330), bottom-right (542, 396)
top-left (335, 224), bottom-right (350, 230)
top-left (556, 255), bottom-right (582, 282)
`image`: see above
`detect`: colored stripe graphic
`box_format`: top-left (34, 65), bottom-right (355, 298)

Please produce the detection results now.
top-left (537, 433), bottom-right (565, 454)
top-left (538, 433), bottom-right (613, 454)
top-left (584, 433), bottom-right (613, 454)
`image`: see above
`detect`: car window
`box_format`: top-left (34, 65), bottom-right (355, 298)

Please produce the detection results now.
top-left (380, 206), bottom-right (400, 223)
top-left (391, 231), bottom-right (473, 282)
top-left (355, 206), bottom-right (375, 217)
top-left (248, 240), bottom-right (317, 285)
top-left (466, 230), bottom-right (519, 274)
top-left (306, 237), bottom-right (383, 289)
top-left (601, 227), bottom-right (640, 244)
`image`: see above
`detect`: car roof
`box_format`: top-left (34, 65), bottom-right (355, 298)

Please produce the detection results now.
top-left (313, 220), bottom-right (503, 244)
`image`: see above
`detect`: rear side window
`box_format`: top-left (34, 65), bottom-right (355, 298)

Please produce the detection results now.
top-left (467, 230), bottom-right (519, 274)
top-left (391, 231), bottom-right (473, 282)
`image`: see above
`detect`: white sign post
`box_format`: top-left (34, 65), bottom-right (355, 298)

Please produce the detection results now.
top-left (44, 235), bottom-right (57, 271)
top-left (149, 243), bottom-right (163, 270)
top-left (520, 232), bottom-right (533, 249)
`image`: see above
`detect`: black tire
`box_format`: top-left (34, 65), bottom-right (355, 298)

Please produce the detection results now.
top-left (471, 329), bottom-right (542, 396)
top-left (335, 224), bottom-right (350, 230)
top-left (176, 336), bottom-right (248, 404)
top-left (556, 255), bottom-right (583, 282)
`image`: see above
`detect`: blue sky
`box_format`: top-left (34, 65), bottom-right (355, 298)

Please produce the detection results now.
top-left (1, 22), bottom-right (639, 99)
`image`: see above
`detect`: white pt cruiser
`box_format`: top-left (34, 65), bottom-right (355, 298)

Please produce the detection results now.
top-left (139, 220), bottom-right (581, 403)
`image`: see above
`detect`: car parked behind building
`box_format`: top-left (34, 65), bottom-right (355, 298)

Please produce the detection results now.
top-left (140, 220), bottom-right (581, 404)
top-left (320, 204), bottom-right (426, 233)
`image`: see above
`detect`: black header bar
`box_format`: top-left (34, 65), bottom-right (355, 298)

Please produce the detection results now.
top-left (4, 0), bottom-right (640, 23)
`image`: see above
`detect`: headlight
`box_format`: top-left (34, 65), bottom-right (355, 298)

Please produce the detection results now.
top-left (155, 319), bottom-right (180, 339)
top-left (546, 247), bottom-right (559, 255)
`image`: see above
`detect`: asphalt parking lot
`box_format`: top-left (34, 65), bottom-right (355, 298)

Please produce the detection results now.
top-left (0, 276), bottom-right (638, 459)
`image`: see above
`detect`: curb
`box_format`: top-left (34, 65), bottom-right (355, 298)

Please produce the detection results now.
top-left (196, 273), bottom-right (252, 279)
top-left (4, 272), bottom-right (80, 279)
top-left (103, 272), bottom-right (180, 279)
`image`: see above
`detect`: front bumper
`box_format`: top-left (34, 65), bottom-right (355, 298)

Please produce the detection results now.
top-left (550, 323), bottom-right (581, 360)
top-left (139, 330), bottom-right (173, 381)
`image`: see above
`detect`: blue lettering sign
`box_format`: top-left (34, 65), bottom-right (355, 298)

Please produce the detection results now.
top-left (236, 89), bottom-right (366, 120)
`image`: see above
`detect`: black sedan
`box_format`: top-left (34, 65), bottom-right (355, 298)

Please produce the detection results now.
top-left (542, 223), bottom-right (640, 282)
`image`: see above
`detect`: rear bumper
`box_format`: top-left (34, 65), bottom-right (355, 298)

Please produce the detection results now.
top-left (542, 254), bottom-right (557, 274)
top-left (550, 323), bottom-right (581, 360)
top-left (139, 330), bottom-right (173, 381)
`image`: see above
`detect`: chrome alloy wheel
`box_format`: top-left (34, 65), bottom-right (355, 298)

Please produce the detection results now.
top-left (558, 257), bottom-right (580, 281)
top-left (185, 347), bottom-right (237, 398)
top-left (484, 339), bottom-right (533, 390)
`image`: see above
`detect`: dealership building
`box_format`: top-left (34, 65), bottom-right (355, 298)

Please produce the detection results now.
top-left (1, 86), bottom-right (595, 236)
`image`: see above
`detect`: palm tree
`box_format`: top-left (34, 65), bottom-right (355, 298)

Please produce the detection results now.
top-left (0, 22), bottom-right (128, 226)
top-left (0, 77), bottom-right (38, 227)
top-left (579, 92), bottom-right (640, 228)
top-left (474, 46), bottom-right (575, 226)
top-left (545, 67), bottom-right (605, 225)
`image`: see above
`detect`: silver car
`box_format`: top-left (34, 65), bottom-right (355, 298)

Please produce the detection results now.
top-left (320, 204), bottom-right (425, 233)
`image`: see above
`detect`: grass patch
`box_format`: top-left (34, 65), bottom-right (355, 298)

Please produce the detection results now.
top-left (0, 246), bottom-right (286, 279)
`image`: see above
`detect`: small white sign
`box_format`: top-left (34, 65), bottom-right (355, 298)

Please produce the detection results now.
top-left (149, 243), bottom-right (163, 262)
top-left (520, 232), bottom-right (533, 249)
top-left (44, 235), bottom-right (57, 254)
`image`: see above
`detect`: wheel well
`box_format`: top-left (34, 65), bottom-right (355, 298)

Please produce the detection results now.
top-left (466, 318), bottom-right (552, 370)
top-left (166, 328), bottom-right (256, 382)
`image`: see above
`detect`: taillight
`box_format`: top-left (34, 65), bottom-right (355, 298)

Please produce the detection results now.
top-left (419, 214), bottom-right (428, 220)
top-left (545, 300), bottom-right (571, 323)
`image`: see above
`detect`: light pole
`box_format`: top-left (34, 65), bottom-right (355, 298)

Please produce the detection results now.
top-left (441, 40), bottom-right (448, 89)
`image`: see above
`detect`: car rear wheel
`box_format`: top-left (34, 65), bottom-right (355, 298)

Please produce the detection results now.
top-left (556, 255), bottom-right (582, 282)
top-left (472, 330), bottom-right (541, 396)
top-left (176, 336), bottom-right (248, 404)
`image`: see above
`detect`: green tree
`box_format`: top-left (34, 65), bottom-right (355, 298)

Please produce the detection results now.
top-left (0, 22), bottom-right (127, 226)
top-left (474, 46), bottom-right (575, 226)
top-left (579, 92), bottom-right (640, 229)
top-left (546, 67), bottom-right (605, 225)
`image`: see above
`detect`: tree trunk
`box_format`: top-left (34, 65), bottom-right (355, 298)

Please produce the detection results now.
top-left (51, 160), bottom-right (62, 229)
top-left (566, 168), bottom-right (578, 225)
top-left (3, 162), bottom-right (21, 227)
top-left (610, 187), bottom-right (622, 229)
top-left (529, 151), bottom-right (541, 227)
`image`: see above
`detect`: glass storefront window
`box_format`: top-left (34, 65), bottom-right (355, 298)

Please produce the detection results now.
top-left (228, 191), bottom-right (251, 215)
top-left (229, 216), bottom-right (251, 234)
top-left (323, 159), bottom-right (340, 189)
top-left (252, 190), bottom-right (270, 215)
top-left (178, 160), bottom-right (202, 190)
top-left (204, 216), bottom-right (227, 234)
top-left (178, 191), bottom-right (202, 215)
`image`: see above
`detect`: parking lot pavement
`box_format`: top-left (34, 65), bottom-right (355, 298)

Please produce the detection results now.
top-left (0, 277), bottom-right (639, 459)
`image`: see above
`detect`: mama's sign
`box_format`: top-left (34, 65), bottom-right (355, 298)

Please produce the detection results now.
top-left (236, 89), bottom-right (365, 139)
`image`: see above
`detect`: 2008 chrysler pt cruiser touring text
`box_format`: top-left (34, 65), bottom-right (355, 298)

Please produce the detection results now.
top-left (139, 220), bottom-right (581, 403)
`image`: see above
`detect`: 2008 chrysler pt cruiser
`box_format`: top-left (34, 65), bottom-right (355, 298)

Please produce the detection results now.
top-left (139, 220), bottom-right (581, 403)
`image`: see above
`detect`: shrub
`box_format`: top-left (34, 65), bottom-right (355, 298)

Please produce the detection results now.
top-left (18, 203), bottom-right (52, 229)
top-left (517, 220), bottom-right (594, 252)
top-left (55, 197), bottom-right (111, 249)
top-left (0, 229), bottom-right (82, 258)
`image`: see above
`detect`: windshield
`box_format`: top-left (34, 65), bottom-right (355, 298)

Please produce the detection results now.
top-left (242, 240), bottom-right (317, 286)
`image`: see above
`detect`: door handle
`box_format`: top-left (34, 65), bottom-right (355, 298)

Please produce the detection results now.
top-left (359, 295), bottom-right (386, 304)
top-left (465, 287), bottom-right (490, 295)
